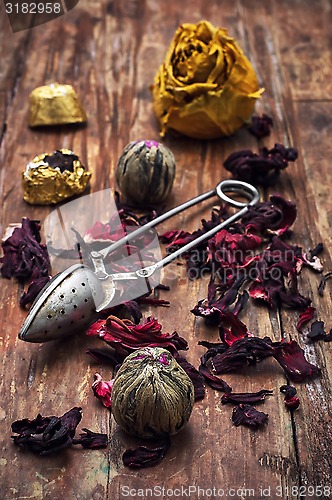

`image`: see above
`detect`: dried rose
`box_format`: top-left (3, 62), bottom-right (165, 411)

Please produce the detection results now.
top-left (152, 20), bottom-right (263, 139)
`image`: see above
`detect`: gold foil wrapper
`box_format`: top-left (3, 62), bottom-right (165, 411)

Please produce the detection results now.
top-left (28, 83), bottom-right (87, 127)
top-left (22, 149), bottom-right (91, 205)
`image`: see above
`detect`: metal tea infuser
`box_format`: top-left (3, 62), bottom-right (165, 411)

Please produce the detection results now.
top-left (18, 180), bottom-right (260, 343)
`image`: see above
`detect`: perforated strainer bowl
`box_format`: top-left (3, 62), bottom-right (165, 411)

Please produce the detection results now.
top-left (18, 264), bottom-right (105, 342)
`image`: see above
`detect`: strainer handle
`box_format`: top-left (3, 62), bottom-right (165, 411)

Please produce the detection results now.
top-left (96, 180), bottom-right (259, 260)
top-left (109, 180), bottom-right (260, 278)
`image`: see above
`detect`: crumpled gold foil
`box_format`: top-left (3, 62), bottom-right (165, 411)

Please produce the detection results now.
top-left (28, 83), bottom-right (87, 127)
top-left (22, 149), bottom-right (91, 205)
top-left (152, 20), bottom-right (264, 139)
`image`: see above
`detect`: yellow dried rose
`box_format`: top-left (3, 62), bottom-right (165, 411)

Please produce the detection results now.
top-left (152, 20), bottom-right (263, 139)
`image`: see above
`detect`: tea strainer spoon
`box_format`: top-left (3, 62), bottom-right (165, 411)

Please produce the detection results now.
top-left (18, 179), bottom-right (259, 342)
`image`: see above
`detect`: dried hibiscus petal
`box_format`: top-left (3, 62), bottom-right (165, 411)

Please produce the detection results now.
top-left (318, 271), bottom-right (332, 296)
top-left (221, 389), bottom-right (273, 405)
top-left (273, 340), bottom-right (321, 382)
top-left (87, 315), bottom-right (188, 355)
top-left (92, 373), bottom-right (114, 409)
top-left (296, 306), bottom-right (316, 332)
top-left (247, 113), bottom-right (273, 139)
top-left (1, 218), bottom-right (50, 282)
top-left (249, 237), bottom-right (310, 310)
top-left (19, 276), bottom-right (51, 308)
top-left (86, 348), bottom-right (125, 366)
top-left (11, 407), bottom-right (82, 455)
top-left (280, 385), bottom-right (300, 411)
top-left (175, 356), bottom-right (205, 401)
top-left (73, 428), bottom-right (108, 449)
top-left (123, 435), bottom-right (171, 468)
top-left (232, 404), bottom-right (268, 428)
top-left (308, 321), bottom-right (332, 342)
top-left (198, 364), bottom-right (232, 393)
top-left (211, 337), bottom-right (279, 375)
top-left (223, 143), bottom-right (298, 186)
top-left (241, 194), bottom-right (296, 236)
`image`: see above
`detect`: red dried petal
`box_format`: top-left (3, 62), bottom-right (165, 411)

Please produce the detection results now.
top-left (247, 114), bottom-right (273, 139)
top-left (221, 390), bottom-right (273, 405)
top-left (242, 195), bottom-right (297, 236)
top-left (87, 316), bottom-right (188, 355)
top-left (73, 428), bottom-right (108, 449)
top-left (11, 407), bottom-right (82, 455)
top-left (280, 385), bottom-right (300, 411)
top-left (198, 364), bottom-right (232, 393)
top-left (175, 356), bottom-right (205, 401)
top-left (123, 435), bottom-right (171, 468)
top-left (1, 218), bottom-right (50, 282)
top-left (273, 340), bottom-right (321, 382)
top-left (92, 373), bottom-right (114, 408)
top-left (232, 404), bottom-right (268, 428)
top-left (296, 306), bottom-right (316, 332)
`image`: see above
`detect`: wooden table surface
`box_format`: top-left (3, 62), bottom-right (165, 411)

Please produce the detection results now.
top-left (1, 0), bottom-right (332, 499)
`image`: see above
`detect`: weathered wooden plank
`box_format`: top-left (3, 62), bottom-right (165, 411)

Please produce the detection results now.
top-left (278, 100), bottom-right (332, 492)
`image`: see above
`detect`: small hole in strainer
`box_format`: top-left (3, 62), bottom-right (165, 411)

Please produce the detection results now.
top-left (84, 298), bottom-right (88, 303)
top-left (44, 330), bottom-right (48, 334)
top-left (73, 305), bottom-right (77, 309)
top-left (60, 309), bottom-right (65, 314)
top-left (81, 315), bottom-right (85, 319)
top-left (70, 320), bottom-right (74, 324)
top-left (47, 314), bottom-right (52, 319)
top-left (60, 294), bottom-right (64, 299)
top-left (72, 288), bottom-right (76, 293)
top-left (81, 282), bottom-right (86, 287)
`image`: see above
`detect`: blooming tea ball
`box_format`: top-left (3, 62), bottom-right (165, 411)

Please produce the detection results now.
top-left (116, 140), bottom-right (176, 205)
top-left (111, 347), bottom-right (194, 439)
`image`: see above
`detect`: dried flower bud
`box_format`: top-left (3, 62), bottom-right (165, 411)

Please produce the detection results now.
top-left (152, 20), bottom-right (263, 139)
top-left (116, 140), bottom-right (176, 205)
top-left (111, 347), bottom-right (194, 439)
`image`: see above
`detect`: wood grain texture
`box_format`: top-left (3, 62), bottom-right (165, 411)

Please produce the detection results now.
top-left (0, 1), bottom-right (331, 499)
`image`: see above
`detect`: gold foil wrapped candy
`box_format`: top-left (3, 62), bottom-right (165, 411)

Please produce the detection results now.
top-left (22, 149), bottom-right (91, 205)
top-left (152, 20), bottom-right (264, 139)
top-left (111, 347), bottom-right (195, 439)
top-left (28, 83), bottom-right (87, 127)
top-left (116, 140), bottom-right (176, 205)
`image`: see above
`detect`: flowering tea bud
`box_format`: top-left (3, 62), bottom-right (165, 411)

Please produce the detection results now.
top-left (111, 347), bottom-right (194, 439)
top-left (116, 140), bottom-right (176, 205)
